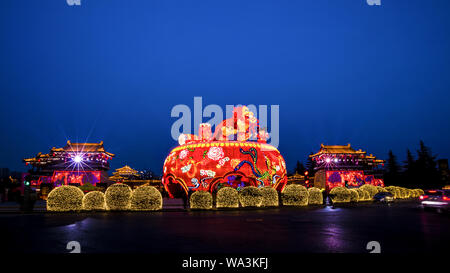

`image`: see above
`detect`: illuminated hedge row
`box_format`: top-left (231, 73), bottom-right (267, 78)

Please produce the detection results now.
top-left (383, 186), bottom-right (424, 199)
top-left (105, 183), bottom-right (132, 210)
top-left (307, 187), bottom-right (323, 205)
top-left (216, 187), bottom-right (239, 208)
top-left (47, 185), bottom-right (84, 211)
top-left (349, 189), bottom-right (359, 202)
top-left (259, 186), bottom-right (279, 207)
top-left (281, 184), bottom-right (308, 206)
top-left (82, 191), bottom-right (106, 210)
top-left (190, 191), bottom-right (213, 209)
top-left (130, 185), bottom-right (162, 211)
top-left (239, 186), bottom-right (263, 207)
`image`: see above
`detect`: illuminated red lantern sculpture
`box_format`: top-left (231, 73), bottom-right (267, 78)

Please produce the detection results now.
top-left (162, 106), bottom-right (287, 198)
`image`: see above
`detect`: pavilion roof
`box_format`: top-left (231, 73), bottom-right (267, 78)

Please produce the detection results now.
top-left (23, 140), bottom-right (114, 163)
top-left (310, 143), bottom-right (366, 157)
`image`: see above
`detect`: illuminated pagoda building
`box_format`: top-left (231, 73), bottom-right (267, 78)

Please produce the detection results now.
top-left (109, 165), bottom-right (162, 191)
top-left (24, 141), bottom-right (114, 191)
top-left (287, 172), bottom-right (307, 186)
top-left (310, 143), bottom-right (384, 191)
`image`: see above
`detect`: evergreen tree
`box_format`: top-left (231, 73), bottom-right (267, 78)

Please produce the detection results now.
top-left (385, 150), bottom-right (401, 186)
top-left (305, 152), bottom-right (315, 176)
top-left (416, 140), bottom-right (439, 188)
top-left (294, 161), bottom-right (306, 175)
top-left (402, 149), bottom-right (416, 187)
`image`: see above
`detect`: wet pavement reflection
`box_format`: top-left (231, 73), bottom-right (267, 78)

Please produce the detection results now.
top-left (1, 201), bottom-right (448, 253)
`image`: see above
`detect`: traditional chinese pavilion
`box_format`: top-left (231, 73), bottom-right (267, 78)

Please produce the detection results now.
top-left (109, 165), bottom-right (140, 181)
top-left (109, 165), bottom-right (163, 191)
top-left (310, 143), bottom-right (384, 190)
top-left (23, 140), bottom-right (114, 187)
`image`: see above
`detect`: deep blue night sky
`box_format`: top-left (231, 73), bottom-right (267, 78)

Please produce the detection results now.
top-left (1, 0), bottom-right (449, 175)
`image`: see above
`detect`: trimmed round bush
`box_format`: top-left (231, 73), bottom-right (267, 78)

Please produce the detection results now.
top-left (239, 186), bottom-right (263, 207)
top-left (359, 184), bottom-right (378, 199)
top-left (307, 187), bottom-right (323, 205)
top-left (281, 184), bottom-right (308, 206)
top-left (47, 185), bottom-right (84, 212)
top-left (105, 183), bottom-right (132, 210)
top-left (349, 189), bottom-right (359, 202)
top-left (130, 185), bottom-right (162, 211)
top-left (190, 191), bottom-right (213, 209)
top-left (410, 189), bottom-right (420, 198)
top-left (355, 188), bottom-right (365, 201)
top-left (362, 190), bottom-right (371, 201)
top-left (329, 187), bottom-right (351, 203)
top-left (82, 191), bottom-right (106, 210)
top-left (216, 187), bottom-right (239, 208)
top-left (385, 186), bottom-right (398, 199)
top-left (415, 188), bottom-right (425, 196)
top-left (397, 187), bottom-right (407, 199)
top-left (377, 186), bottom-right (388, 193)
top-left (259, 187), bottom-right (279, 207)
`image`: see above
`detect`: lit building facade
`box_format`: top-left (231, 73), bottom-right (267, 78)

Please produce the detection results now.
top-left (23, 140), bottom-right (114, 187)
top-left (310, 144), bottom-right (384, 191)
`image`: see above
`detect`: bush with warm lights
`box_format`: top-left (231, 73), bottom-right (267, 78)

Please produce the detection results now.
top-left (385, 186), bottom-right (398, 199)
top-left (376, 186), bottom-right (388, 193)
top-left (349, 189), bottom-right (359, 202)
top-left (239, 186), bottom-right (263, 207)
top-left (259, 186), bottom-right (279, 207)
top-left (190, 190), bottom-right (213, 209)
top-left (355, 188), bottom-right (366, 201)
top-left (281, 184), bottom-right (308, 206)
top-left (307, 187), bottom-right (323, 205)
top-left (414, 189), bottom-right (425, 197)
top-left (105, 183), bottom-right (132, 210)
top-left (329, 186), bottom-right (351, 203)
top-left (359, 184), bottom-right (378, 199)
top-left (82, 191), bottom-right (106, 211)
top-left (397, 187), bottom-right (408, 199)
top-left (47, 185), bottom-right (84, 212)
top-left (216, 187), bottom-right (239, 208)
top-left (130, 185), bottom-right (162, 211)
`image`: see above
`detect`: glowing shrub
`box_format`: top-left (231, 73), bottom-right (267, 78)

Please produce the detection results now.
top-left (359, 184), bottom-right (378, 199)
top-left (397, 187), bottom-right (407, 199)
top-left (190, 191), bottom-right (213, 209)
top-left (239, 186), bottom-right (263, 207)
top-left (410, 189), bottom-right (420, 198)
top-left (376, 186), bottom-right (388, 193)
top-left (105, 183), bottom-right (132, 210)
top-left (385, 186), bottom-right (398, 199)
top-left (47, 185), bottom-right (84, 212)
top-left (416, 189), bottom-right (425, 196)
top-left (307, 187), bottom-right (323, 205)
top-left (281, 184), bottom-right (308, 206)
top-left (349, 189), bottom-right (359, 202)
top-left (259, 186), bottom-right (279, 207)
top-left (355, 188), bottom-right (366, 201)
top-left (329, 187), bottom-right (351, 203)
top-left (130, 185), bottom-right (162, 211)
top-left (406, 188), bottom-right (413, 198)
top-left (82, 191), bottom-right (106, 210)
top-left (216, 187), bottom-right (239, 208)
